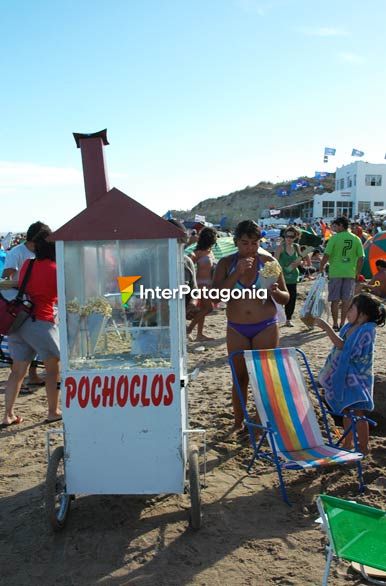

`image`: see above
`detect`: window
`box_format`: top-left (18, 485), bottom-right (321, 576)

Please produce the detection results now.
top-left (374, 201), bottom-right (384, 207)
top-left (354, 174), bottom-right (356, 186)
top-left (358, 201), bottom-right (371, 212)
top-left (347, 177), bottom-right (352, 187)
top-left (365, 175), bottom-right (382, 186)
top-left (335, 180), bottom-right (339, 190)
top-left (339, 178), bottom-right (344, 189)
top-left (322, 201), bottom-right (335, 217)
top-left (336, 201), bottom-right (353, 217)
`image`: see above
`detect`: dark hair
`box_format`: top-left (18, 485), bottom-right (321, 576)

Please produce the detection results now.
top-left (284, 226), bottom-right (299, 239)
top-left (195, 227), bottom-right (217, 250)
top-left (26, 221), bottom-right (51, 242)
top-left (375, 259), bottom-right (386, 269)
top-left (333, 216), bottom-right (349, 230)
top-left (234, 220), bottom-right (261, 243)
top-left (350, 293), bottom-right (386, 326)
top-left (35, 240), bottom-right (56, 261)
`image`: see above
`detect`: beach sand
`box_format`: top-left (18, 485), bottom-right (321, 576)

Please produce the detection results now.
top-left (1, 281), bottom-right (385, 586)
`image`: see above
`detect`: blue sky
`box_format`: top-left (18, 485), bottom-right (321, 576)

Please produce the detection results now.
top-left (2, 0), bottom-right (386, 231)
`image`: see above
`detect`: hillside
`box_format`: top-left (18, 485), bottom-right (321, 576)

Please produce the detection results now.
top-left (170, 174), bottom-right (335, 227)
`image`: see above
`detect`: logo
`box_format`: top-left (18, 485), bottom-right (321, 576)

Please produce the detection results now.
top-left (117, 276), bottom-right (141, 305)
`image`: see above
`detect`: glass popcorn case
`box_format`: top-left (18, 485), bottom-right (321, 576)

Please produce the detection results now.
top-left (60, 239), bottom-right (178, 371)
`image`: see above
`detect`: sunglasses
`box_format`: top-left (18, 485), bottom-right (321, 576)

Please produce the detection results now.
top-left (285, 234), bottom-right (296, 239)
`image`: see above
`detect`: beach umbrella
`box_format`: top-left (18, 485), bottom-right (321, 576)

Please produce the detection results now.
top-left (185, 236), bottom-right (237, 261)
top-left (362, 231), bottom-right (386, 278)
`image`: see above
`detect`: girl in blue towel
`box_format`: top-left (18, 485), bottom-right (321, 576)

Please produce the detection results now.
top-left (315, 293), bottom-right (385, 454)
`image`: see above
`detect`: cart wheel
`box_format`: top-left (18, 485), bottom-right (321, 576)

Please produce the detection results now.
top-left (188, 445), bottom-right (202, 530)
top-left (45, 446), bottom-right (71, 531)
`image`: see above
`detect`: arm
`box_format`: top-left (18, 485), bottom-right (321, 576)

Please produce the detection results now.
top-left (356, 256), bottom-right (364, 279)
top-left (2, 267), bottom-right (16, 279)
top-left (314, 317), bottom-right (344, 349)
top-left (212, 255), bottom-right (254, 291)
top-left (319, 253), bottom-right (329, 273)
top-left (274, 245), bottom-right (283, 260)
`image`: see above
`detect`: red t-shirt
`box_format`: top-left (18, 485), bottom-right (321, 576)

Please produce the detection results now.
top-left (19, 259), bottom-right (57, 322)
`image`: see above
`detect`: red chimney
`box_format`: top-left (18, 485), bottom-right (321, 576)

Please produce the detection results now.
top-left (73, 129), bottom-right (110, 207)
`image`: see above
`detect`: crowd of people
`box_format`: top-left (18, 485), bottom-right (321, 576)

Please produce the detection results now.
top-left (1, 216), bottom-right (385, 457)
top-left (185, 216), bottom-right (385, 453)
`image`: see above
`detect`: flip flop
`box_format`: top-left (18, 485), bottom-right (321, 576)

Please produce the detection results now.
top-left (0, 415), bottom-right (24, 429)
top-left (19, 386), bottom-right (35, 395)
top-left (43, 416), bottom-right (62, 424)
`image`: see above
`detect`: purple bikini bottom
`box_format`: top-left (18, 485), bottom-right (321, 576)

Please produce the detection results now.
top-left (227, 317), bottom-right (278, 341)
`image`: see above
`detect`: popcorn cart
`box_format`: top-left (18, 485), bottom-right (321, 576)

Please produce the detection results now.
top-left (46, 130), bottom-right (204, 530)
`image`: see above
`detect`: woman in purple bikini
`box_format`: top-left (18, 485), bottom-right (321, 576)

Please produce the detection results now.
top-left (213, 220), bottom-right (289, 431)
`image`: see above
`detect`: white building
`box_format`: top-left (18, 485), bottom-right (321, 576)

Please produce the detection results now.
top-left (313, 161), bottom-right (386, 219)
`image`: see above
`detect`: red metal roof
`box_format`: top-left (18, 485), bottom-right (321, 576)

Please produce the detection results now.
top-left (51, 188), bottom-right (185, 241)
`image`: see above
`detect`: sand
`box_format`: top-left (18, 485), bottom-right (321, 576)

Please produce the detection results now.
top-left (1, 281), bottom-right (386, 586)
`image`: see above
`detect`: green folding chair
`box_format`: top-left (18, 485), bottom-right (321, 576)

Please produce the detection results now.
top-left (317, 494), bottom-right (386, 585)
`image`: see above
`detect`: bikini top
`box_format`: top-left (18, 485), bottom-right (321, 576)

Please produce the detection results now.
top-left (228, 253), bottom-right (264, 290)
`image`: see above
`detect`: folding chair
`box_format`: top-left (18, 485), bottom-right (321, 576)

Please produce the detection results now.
top-left (229, 347), bottom-right (369, 505)
top-left (317, 494), bottom-right (386, 586)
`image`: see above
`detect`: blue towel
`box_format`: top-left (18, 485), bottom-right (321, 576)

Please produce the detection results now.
top-left (319, 322), bottom-right (376, 414)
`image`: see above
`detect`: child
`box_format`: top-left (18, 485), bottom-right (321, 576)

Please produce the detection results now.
top-left (315, 293), bottom-right (386, 454)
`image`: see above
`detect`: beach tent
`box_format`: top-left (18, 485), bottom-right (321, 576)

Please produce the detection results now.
top-left (362, 231), bottom-right (386, 278)
top-left (185, 236), bottom-right (237, 261)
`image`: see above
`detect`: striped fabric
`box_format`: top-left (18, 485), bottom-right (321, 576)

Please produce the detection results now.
top-left (0, 335), bottom-right (10, 358)
top-left (244, 348), bottom-right (363, 468)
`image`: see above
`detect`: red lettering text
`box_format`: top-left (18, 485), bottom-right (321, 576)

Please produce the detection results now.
top-left (130, 375), bottom-right (141, 406)
top-left (91, 376), bottom-right (102, 408)
top-left (102, 376), bottom-right (116, 407)
top-left (141, 374), bottom-right (150, 406)
top-left (65, 377), bottom-right (77, 408)
top-left (116, 375), bottom-right (129, 407)
top-left (151, 374), bottom-right (163, 406)
top-left (164, 374), bottom-right (175, 406)
top-left (78, 376), bottom-right (90, 408)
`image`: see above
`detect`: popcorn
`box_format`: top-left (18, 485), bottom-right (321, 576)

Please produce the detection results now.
top-left (67, 297), bottom-right (113, 317)
top-left (260, 259), bottom-right (282, 279)
top-left (257, 260), bottom-right (282, 296)
top-left (66, 299), bottom-right (81, 313)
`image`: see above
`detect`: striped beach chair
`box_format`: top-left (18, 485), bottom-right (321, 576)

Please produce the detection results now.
top-left (229, 347), bottom-right (366, 505)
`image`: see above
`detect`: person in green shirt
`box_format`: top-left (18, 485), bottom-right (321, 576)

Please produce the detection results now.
top-left (275, 227), bottom-right (302, 326)
top-left (320, 216), bottom-right (364, 331)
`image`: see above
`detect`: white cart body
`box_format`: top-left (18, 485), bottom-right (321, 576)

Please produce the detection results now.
top-left (56, 237), bottom-right (189, 495)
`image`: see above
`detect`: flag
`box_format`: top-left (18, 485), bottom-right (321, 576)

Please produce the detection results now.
top-left (269, 209), bottom-right (281, 216)
top-left (324, 147), bottom-right (336, 156)
top-left (194, 214), bottom-right (206, 223)
top-left (276, 188), bottom-right (288, 196)
top-left (351, 148), bottom-right (364, 157)
top-left (315, 171), bottom-right (327, 179)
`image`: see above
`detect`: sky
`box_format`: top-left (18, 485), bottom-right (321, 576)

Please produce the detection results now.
top-left (2, 0), bottom-right (386, 232)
